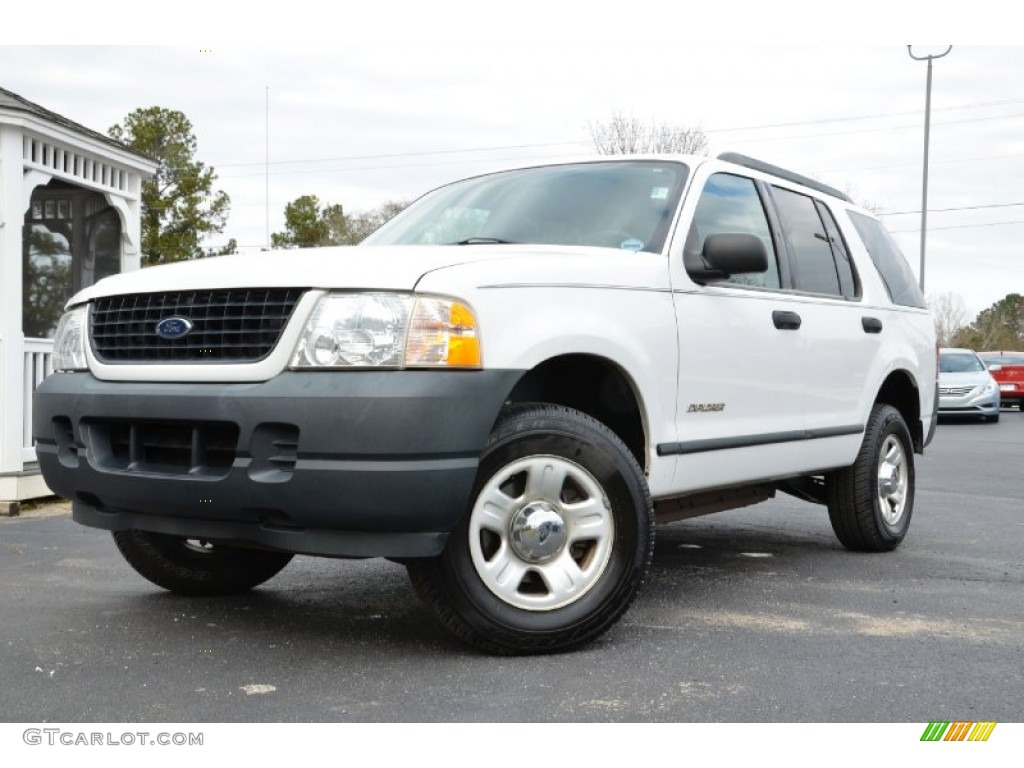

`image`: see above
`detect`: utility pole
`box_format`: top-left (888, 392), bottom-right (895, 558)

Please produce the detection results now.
top-left (907, 45), bottom-right (952, 292)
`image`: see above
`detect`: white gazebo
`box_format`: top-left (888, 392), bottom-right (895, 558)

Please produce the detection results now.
top-left (1, 87), bottom-right (157, 512)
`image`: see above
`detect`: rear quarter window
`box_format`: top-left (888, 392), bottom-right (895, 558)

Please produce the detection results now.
top-left (847, 211), bottom-right (926, 308)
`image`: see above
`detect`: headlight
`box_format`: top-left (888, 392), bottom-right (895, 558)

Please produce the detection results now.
top-left (52, 306), bottom-right (89, 371)
top-left (290, 293), bottom-right (481, 369)
top-left (978, 382), bottom-right (996, 395)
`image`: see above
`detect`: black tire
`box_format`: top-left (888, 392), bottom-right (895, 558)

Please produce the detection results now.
top-left (407, 403), bottom-right (654, 654)
top-left (986, 413), bottom-right (1000, 423)
top-left (826, 404), bottom-right (915, 552)
top-left (113, 530), bottom-right (293, 596)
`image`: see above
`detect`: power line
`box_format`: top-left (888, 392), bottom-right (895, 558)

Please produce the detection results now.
top-left (879, 201), bottom-right (1024, 216)
top-left (213, 141), bottom-right (587, 169)
top-left (889, 219), bottom-right (1024, 233)
top-left (202, 96), bottom-right (1024, 175)
top-left (722, 110), bottom-right (1024, 147)
top-left (824, 151), bottom-right (1024, 174)
top-left (209, 104), bottom-right (1024, 180)
top-left (215, 150), bottom-right (581, 180)
top-left (704, 96), bottom-right (1024, 134)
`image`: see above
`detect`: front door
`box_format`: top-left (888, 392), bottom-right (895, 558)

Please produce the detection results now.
top-left (668, 168), bottom-right (807, 493)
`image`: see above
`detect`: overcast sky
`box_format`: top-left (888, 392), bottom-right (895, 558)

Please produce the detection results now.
top-left (4, 17), bottom-right (1022, 319)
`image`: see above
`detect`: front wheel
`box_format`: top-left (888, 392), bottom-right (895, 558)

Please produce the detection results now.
top-left (113, 530), bottom-right (293, 595)
top-left (826, 404), bottom-right (915, 552)
top-left (408, 404), bottom-right (654, 654)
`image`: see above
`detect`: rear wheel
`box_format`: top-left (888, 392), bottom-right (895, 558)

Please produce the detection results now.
top-left (407, 403), bottom-right (654, 654)
top-left (113, 530), bottom-right (293, 595)
top-left (827, 404), bottom-right (915, 552)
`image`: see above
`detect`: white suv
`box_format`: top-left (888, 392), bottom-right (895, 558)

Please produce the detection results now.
top-left (35, 153), bottom-right (938, 654)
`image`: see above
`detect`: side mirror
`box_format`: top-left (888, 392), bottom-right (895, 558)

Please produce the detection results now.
top-left (702, 233), bottom-right (769, 278)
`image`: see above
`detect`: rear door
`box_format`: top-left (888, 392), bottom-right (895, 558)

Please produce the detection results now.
top-left (763, 184), bottom-right (874, 438)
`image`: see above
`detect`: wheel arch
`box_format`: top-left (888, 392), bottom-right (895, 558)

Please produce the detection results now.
top-left (502, 354), bottom-right (648, 471)
top-left (874, 369), bottom-right (924, 453)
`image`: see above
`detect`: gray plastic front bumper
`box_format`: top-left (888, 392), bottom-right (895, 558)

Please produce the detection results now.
top-left (33, 369), bottom-right (523, 558)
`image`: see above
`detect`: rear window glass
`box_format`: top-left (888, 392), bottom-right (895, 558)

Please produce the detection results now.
top-left (848, 212), bottom-right (926, 308)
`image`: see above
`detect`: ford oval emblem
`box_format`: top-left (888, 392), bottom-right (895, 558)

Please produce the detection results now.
top-left (155, 316), bottom-right (194, 340)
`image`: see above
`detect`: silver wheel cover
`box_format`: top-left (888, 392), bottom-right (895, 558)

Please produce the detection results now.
top-left (469, 454), bottom-right (615, 611)
top-left (876, 434), bottom-right (909, 526)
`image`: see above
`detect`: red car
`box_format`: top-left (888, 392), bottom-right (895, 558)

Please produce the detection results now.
top-left (978, 351), bottom-right (1024, 411)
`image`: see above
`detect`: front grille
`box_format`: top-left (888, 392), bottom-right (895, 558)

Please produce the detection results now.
top-left (939, 386), bottom-right (974, 396)
top-left (90, 288), bottom-right (305, 363)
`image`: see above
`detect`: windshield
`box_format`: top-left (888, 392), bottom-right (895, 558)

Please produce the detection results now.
top-left (939, 352), bottom-right (986, 373)
top-left (363, 160), bottom-right (688, 254)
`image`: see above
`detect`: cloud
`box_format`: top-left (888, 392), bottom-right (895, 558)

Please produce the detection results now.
top-left (5, 44), bottom-right (1022, 318)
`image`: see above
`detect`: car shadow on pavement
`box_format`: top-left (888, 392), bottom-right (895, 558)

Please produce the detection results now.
top-left (101, 508), bottom-right (854, 657)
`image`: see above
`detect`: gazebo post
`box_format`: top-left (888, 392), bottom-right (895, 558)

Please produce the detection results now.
top-left (0, 124), bottom-right (26, 507)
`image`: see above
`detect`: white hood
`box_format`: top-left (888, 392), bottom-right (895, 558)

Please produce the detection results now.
top-left (71, 244), bottom-right (530, 304)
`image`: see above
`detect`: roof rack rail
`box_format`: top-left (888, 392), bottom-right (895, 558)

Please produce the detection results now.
top-left (717, 152), bottom-right (852, 203)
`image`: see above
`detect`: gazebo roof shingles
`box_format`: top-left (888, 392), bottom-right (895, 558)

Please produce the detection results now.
top-left (0, 86), bottom-right (154, 163)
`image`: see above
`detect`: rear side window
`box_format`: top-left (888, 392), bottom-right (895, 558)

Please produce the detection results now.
top-left (771, 186), bottom-right (846, 296)
top-left (848, 211), bottom-right (927, 308)
top-left (815, 201), bottom-right (858, 298)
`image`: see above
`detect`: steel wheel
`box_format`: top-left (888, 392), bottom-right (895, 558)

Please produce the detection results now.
top-left (468, 454), bottom-right (614, 611)
top-left (876, 434), bottom-right (908, 526)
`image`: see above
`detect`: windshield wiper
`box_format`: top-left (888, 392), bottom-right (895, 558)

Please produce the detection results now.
top-left (450, 237), bottom-right (517, 245)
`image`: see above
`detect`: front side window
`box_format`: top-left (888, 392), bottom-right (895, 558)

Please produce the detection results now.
top-left (365, 161), bottom-right (688, 254)
top-left (685, 173), bottom-right (780, 289)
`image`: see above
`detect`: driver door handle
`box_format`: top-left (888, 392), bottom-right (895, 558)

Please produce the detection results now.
top-left (772, 310), bottom-right (802, 330)
top-left (862, 316), bottom-right (883, 334)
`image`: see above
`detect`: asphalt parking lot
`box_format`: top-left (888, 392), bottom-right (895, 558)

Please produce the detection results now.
top-left (1, 410), bottom-right (1021, 722)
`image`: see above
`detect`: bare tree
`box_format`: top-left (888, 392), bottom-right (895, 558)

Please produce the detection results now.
top-left (589, 112), bottom-right (708, 155)
top-left (928, 291), bottom-right (970, 347)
